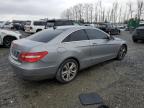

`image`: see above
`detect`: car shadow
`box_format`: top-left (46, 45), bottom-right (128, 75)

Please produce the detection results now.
top-left (17, 59), bottom-right (115, 86)
top-left (78, 59), bottom-right (115, 75)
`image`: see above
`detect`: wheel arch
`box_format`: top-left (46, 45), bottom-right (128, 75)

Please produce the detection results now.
top-left (122, 44), bottom-right (127, 52)
top-left (3, 35), bottom-right (17, 40)
top-left (3, 35), bottom-right (17, 45)
top-left (58, 57), bottom-right (80, 71)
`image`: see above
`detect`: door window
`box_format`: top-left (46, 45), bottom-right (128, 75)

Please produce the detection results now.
top-left (63, 30), bottom-right (88, 42)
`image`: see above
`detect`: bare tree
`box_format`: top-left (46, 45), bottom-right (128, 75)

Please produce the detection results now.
top-left (137, 0), bottom-right (144, 20)
top-left (118, 6), bottom-right (122, 23)
top-left (94, 2), bottom-right (99, 22)
top-left (61, 0), bottom-right (138, 23)
top-left (77, 4), bottom-right (84, 21)
top-left (113, 1), bottom-right (119, 23)
top-left (106, 8), bottom-right (111, 22)
top-left (127, 1), bottom-right (134, 19)
top-left (89, 4), bottom-right (93, 23)
top-left (61, 9), bottom-right (71, 20)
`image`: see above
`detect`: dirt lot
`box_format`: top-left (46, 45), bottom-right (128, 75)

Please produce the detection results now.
top-left (0, 31), bottom-right (144, 108)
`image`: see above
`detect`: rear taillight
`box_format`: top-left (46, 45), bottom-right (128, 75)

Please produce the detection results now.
top-left (19, 51), bottom-right (48, 63)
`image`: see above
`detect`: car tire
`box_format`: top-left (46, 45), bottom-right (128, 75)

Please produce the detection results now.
top-left (118, 30), bottom-right (121, 35)
top-left (36, 29), bottom-right (42, 32)
top-left (3, 36), bottom-right (16, 48)
top-left (116, 45), bottom-right (127, 60)
top-left (133, 38), bottom-right (138, 43)
top-left (56, 59), bottom-right (79, 83)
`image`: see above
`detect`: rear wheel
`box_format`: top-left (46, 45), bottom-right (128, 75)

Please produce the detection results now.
top-left (36, 29), bottom-right (42, 32)
top-left (3, 36), bottom-right (16, 48)
top-left (133, 38), bottom-right (138, 43)
top-left (56, 59), bottom-right (79, 83)
top-left (118, 30), bottom-right (121, 35)
top-left (116, 45), bottom-right (127, 60)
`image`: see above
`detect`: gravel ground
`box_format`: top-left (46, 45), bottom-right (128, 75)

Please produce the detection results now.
top-left (0, 31), bottom-right (144, 108)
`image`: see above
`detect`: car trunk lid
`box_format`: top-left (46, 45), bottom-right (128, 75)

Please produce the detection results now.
top-left (10, 39), bottom-right (43, 60)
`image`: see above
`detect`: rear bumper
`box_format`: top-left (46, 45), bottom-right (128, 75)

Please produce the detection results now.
top-left (9, 56), bottom-right (57, 81)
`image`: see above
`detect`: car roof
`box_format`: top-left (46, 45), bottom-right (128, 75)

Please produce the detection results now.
top-left (53, 25), bottom-right (98, 31)
top-left (47, 19), bottom-right (73, 22)
top-left (136, 26), bottom-right (144, 29)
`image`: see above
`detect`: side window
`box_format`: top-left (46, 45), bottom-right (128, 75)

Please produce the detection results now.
top-left (63, 30), bottom-right (88, 42)
top-left (34, 21), bottom-right (46, 26)
top-left (55, 21), bottom-right (73, 26)
top-left (55, 21), bottom-right (64, 26)
top-left (86, 29), bottom-right (108, 40)
top-left (64, 21), bottom-right (73, 25)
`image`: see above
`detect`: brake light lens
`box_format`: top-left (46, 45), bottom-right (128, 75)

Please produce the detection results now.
top-left (19, 51), bottom-right (48, 63)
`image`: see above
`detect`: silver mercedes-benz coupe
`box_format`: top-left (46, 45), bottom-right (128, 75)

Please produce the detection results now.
top-left (9, 26), bottom-right (127, 83)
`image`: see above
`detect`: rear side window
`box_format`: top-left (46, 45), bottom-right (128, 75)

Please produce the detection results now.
top-left (33, 21), bottom-right (46, 26)
top-left (85, 29), bottom-right (108, 39)
top-left (28, 29), bottom-right (63, 43)
top-left (63, 30), bottom-right (88, 42)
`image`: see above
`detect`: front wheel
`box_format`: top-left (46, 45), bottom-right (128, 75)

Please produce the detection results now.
top-left (116, 45), bottom-right (127, 60)
top-left (56, 59), bottom-right (79, 83)
top-left (133, 38), bottom-right (138, 43)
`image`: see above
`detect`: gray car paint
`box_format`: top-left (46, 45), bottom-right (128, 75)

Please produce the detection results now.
top-left (9, 26), bottom-right (126, 80)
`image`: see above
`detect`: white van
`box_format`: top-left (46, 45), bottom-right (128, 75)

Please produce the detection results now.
top-left (25, 21), bottom-right (46, 33)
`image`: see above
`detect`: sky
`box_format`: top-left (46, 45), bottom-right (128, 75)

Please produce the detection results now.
top-left (0, 0), bottom-right (137, 21)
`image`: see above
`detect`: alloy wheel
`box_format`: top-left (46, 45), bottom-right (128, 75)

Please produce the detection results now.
top-left (61, 62), bottom-right (78, 82)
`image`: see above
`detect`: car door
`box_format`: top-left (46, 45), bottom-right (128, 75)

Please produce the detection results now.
top-left (62, 29), bottom-right (92, 69)
top-left (85, 29), bottom-right (118, 65)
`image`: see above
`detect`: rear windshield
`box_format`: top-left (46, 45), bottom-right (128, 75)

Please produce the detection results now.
top-left (28, 29), bottom-right (63, 43)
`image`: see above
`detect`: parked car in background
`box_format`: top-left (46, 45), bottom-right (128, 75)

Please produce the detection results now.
top-left (0, 21), bottom-right (13, 29)
top-left (9, 26), bottom-right (127, 83)
top-left (45, 19), bottom-right (80, 28)
top-left (0, 29), bottom-right (21, 47)
top-left (132, 26), bottom-right (144, 42)
top-left (117, 25), bottom-right (126, 31)
top-left (25, 20), bottom-right (46, 33)
top-left (139, 21), bottom-right (144, 27)
top-left (97, 23), bottom-right (121, 35)
top-left (138, 23), bottom-right (144, 27)
top-left (84, 24), bottom-right (97, 28)
top-left (0, 21), bottom-right (4, 28)
top-left (12, 20), bottom-right (28, 31)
